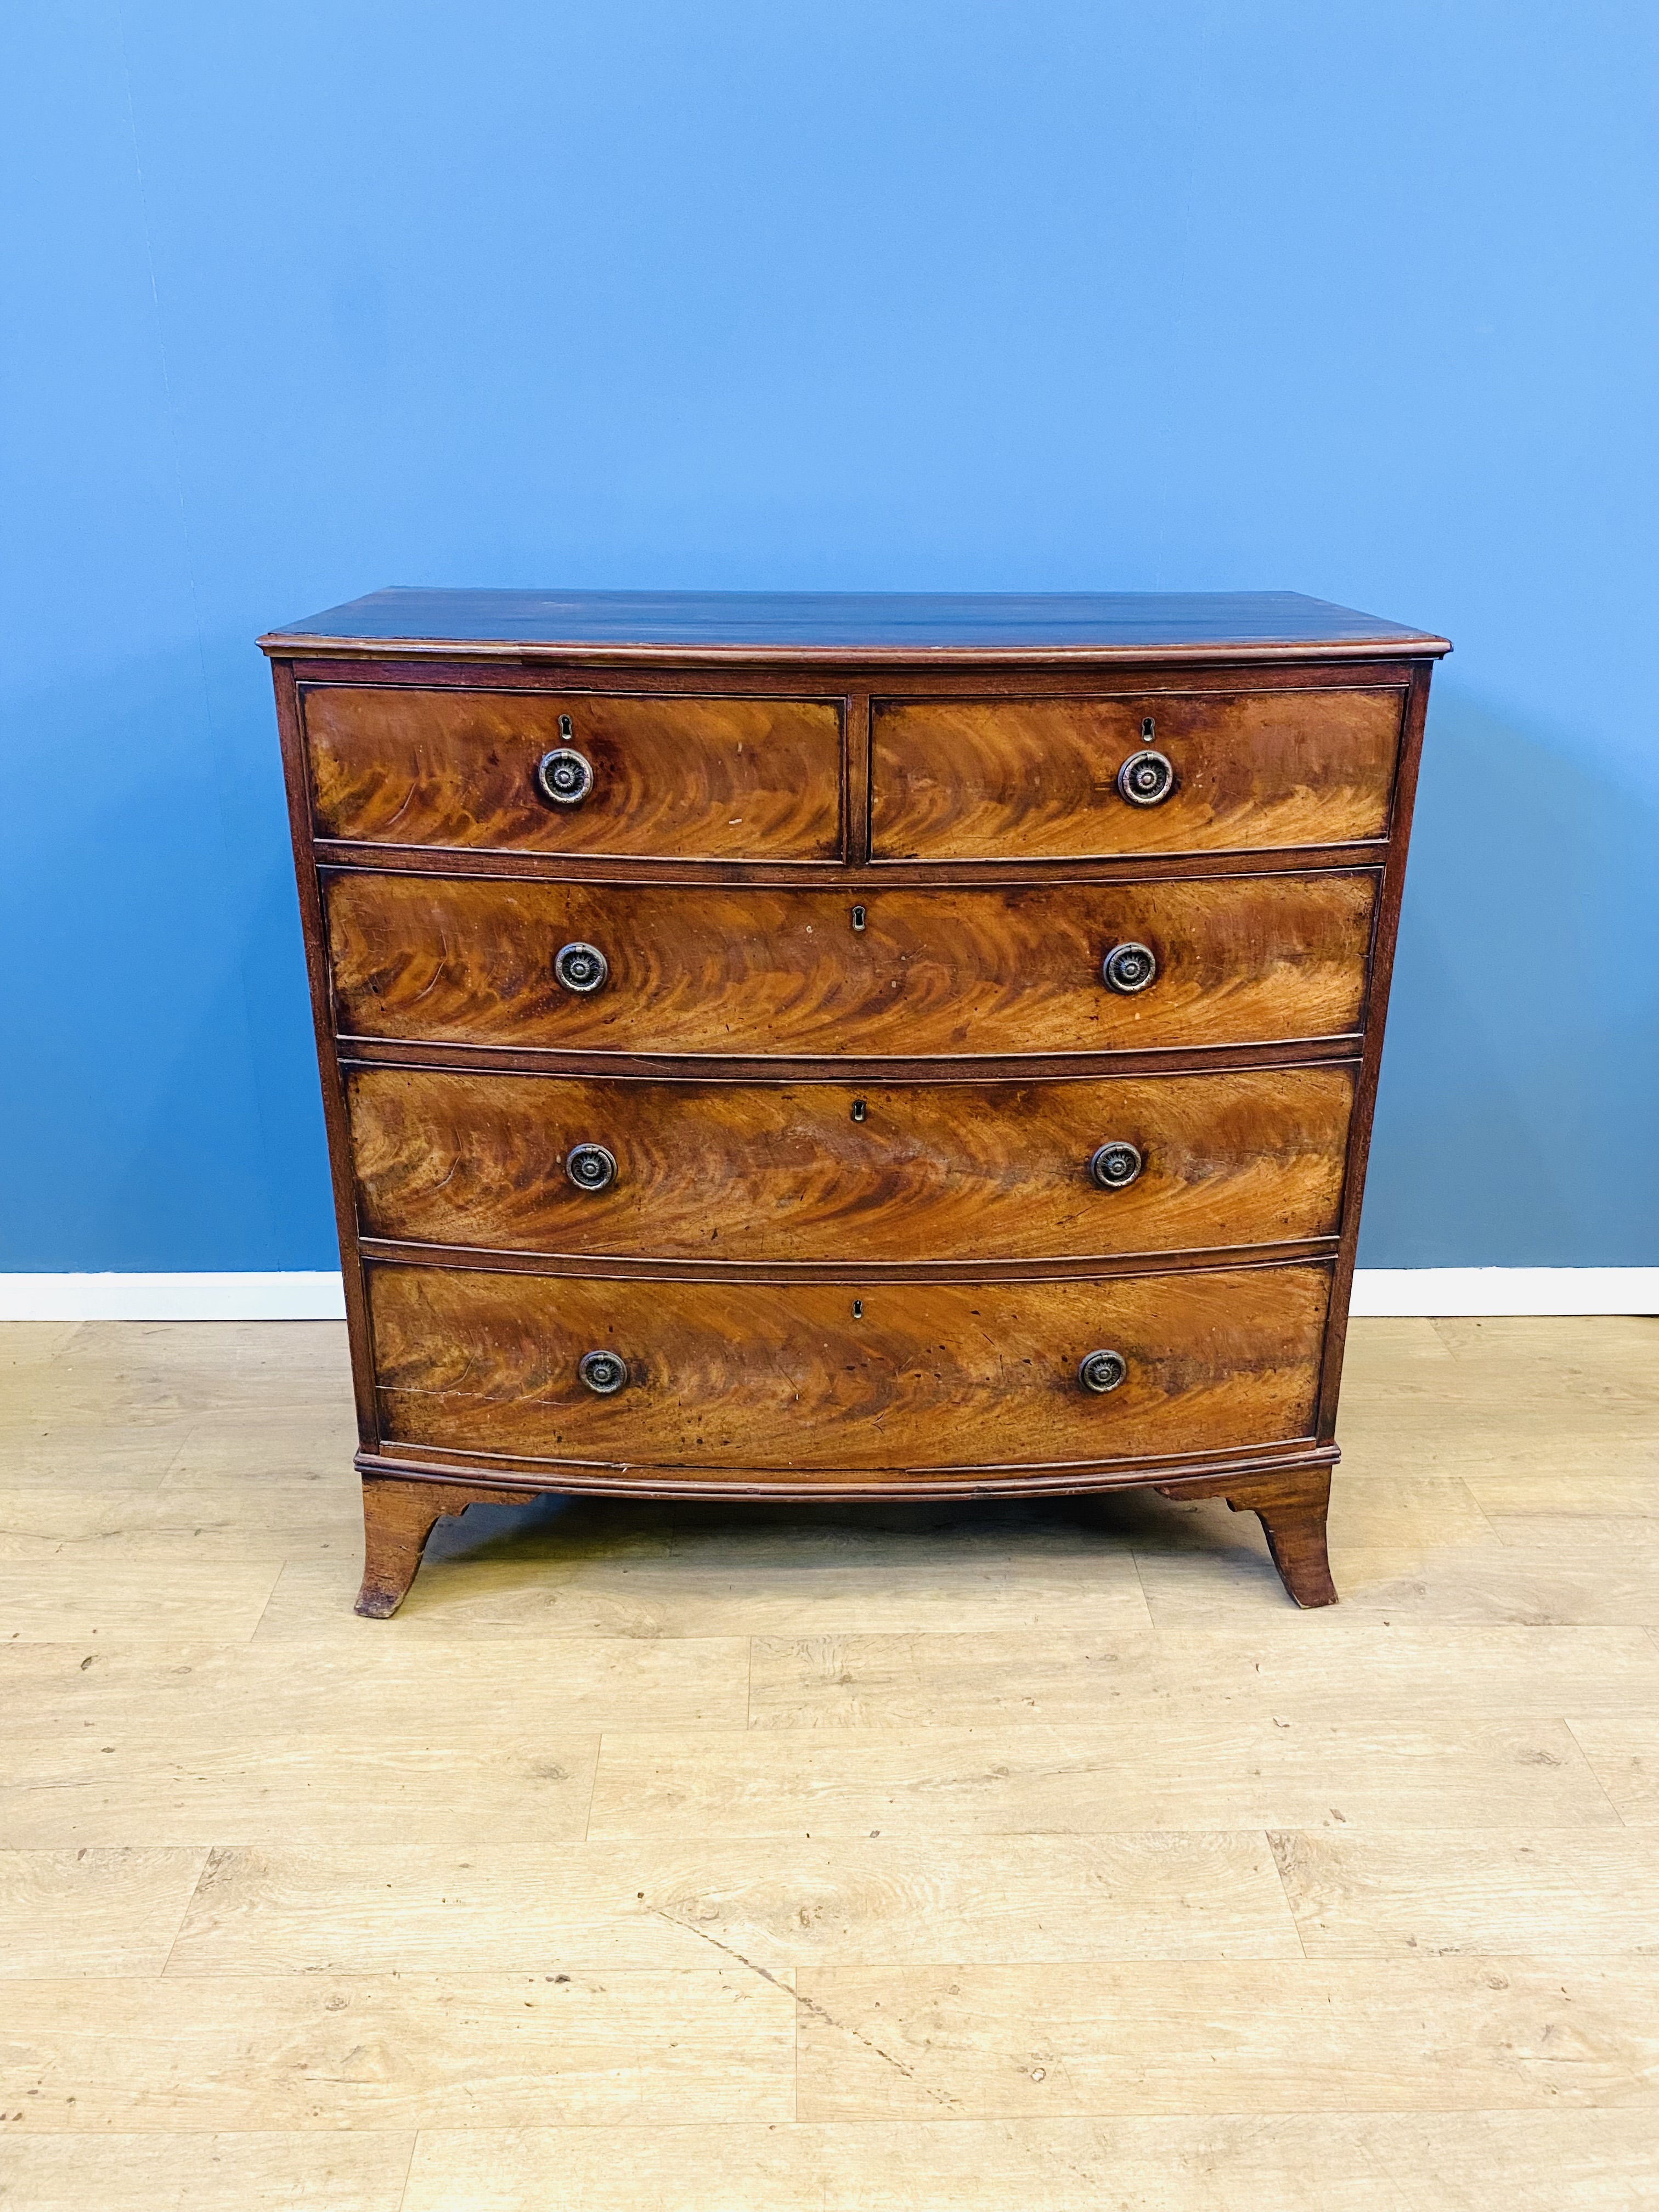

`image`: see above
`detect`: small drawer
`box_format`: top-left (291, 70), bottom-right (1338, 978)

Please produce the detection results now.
top-left (348, 1065), bottom-right (1355, 1263)
top-left (324, 871), bottom-right (1375, 1059)
top-left (303, 685), bottom-right (843, 860)
top-left (368, 1261), bottom-right (1331, 1475)
top-left (871, 689), bottom-right (1403, 860)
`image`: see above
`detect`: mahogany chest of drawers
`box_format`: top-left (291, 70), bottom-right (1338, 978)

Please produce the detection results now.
top-left (262, 589), bottom-right (1448, 1617)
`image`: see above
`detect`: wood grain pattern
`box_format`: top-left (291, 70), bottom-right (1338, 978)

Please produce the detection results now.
top-left (744, 1624), bottom-right (1659, 1731)
top-left (586, 1718), bottom-right (1621, 1840)
top-left (346, 1064), bottom-right (1356, 1263)
top-left (0, 1971), bottom-right (794, 2129)
top-left (1271, 1829), bottom-right (1659, 1958)
top-left (791, 1957), bottom-right (1659, 2119)
top-left (0, 1849), bottom-right (207, 1977)
top-left (0, 2133), bottom-right (415, 2212)
top-left (366, 1261), bottom-right (1330, 1475)
top-left (324, 871), bottom-right (1376, 1059)
top-left (872, 689), bottom-right (1403, 859)
top-left (397, 2114), bottom-right (1656, 2212)
top-left (0, 1724), bottom-right (601, 1850)
top-left (304, 685), bottom-right (843, 859)
top-left (165, 1832), bottom-right (1301, 1975)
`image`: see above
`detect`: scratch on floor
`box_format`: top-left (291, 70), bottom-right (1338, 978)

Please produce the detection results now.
top-left (649, 1906), bottom-right (961, 2107)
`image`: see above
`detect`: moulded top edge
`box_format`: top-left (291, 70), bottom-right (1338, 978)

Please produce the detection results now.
top-left (259, 634), bottom-right (1452, 666)
top-left (257, 587), bottom-right (1451, 662)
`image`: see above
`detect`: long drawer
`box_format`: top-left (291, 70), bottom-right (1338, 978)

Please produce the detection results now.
top-left (872, 687), bottom-right (1403, 860)
top-left (325, 872), bottom-right (1376, 1058)
top-left (347, 1064), bottom-right (1355, 1262)
top-left (368, 1261), bottom-right (1330, 1475)
top-left (304, 685), bottom-right (844, 860)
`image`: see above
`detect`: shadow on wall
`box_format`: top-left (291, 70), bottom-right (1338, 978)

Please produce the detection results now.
top-left (1361, 684), bottom-right (1659, 1267)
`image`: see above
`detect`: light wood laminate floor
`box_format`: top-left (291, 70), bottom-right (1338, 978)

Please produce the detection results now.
top-left (2, 1314), bottom-right (1657, 2209)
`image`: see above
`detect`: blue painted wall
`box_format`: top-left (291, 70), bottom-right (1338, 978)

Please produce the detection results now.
top-left (4, 1), bottom-right (1655, 1271)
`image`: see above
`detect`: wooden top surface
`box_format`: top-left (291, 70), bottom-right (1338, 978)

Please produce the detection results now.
top-left (261, 588), bottom-right (1449, 665)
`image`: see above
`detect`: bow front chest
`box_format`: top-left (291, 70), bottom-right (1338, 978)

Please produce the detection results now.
top-left (262, 589), bottom-right (1448, 1616)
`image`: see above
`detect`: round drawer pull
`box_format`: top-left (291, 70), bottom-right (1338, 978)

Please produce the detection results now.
top-left (535, 747), bottom-right (595, 806)
top-left (1090, 1141), bottom-right (1143, 1190)
top-left (566, 1143), bottom-right (618, 1193)
top-left (1101, 940), bottom-right (1156, 995)
top-left (578, 1348), bottom-right (630, 1396)
top-left (1117, 748), bottom-right (1175, 806)
top-left (1079, 1348), bottom-right (1127, 1395)
top-left (554, 940), bottom-right (608, 994)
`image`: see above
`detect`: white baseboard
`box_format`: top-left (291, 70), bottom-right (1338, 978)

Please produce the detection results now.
top-left (0, 1273), bottom-right (349, 1322)
top-left (1347, 1268), bottom-right (1657, 1317)
top-left (0, 1267), bottom-right (1654, 1322)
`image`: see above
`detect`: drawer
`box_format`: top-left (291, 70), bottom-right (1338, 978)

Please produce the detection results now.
top-left (348, 1065), bottom-right (1355, 1262)
top-left (368, 1261), bottom-right (1331, 1475)
top-left (303, 685), bottom-right (843, 860)
top-left (325, 872), bottom-right (1375, 1058)
top-left (871, 689), bottom-right (1403, 860)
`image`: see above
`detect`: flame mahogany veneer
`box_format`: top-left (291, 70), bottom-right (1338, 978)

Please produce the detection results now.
top-left (263, 588), bottom-right (1447, 1617)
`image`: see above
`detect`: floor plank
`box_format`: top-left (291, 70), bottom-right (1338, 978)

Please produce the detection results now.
top-left (0, 2131), bottom-right (414, 2211)
top-left (746, 1623), bottom-right (1659, 1728)
top-left (1564, 1713), bottom-right (1659, 1822)
top-left (1270, 1829), bottom-right (1659, 1956)
top-left (0, 1848), bottom-right (207, 1977)
top-left (0, 1484), bottom-right (359, 1563)
top-left (0, 1731), bottom-right (600, 1849)
top-left (0, 1635), bottom-right (749, 1740)
top-left (400, 2111), bottom-right (1659, 2212)
top-left (165, 1832), bottom-right (1301, 1975)
top-left (793, 1959), bottom-right (1659, 2119)
top-left (0, 1556), bottom-right (283, 1643)
top-left (1137, 1530), bottom-right (1659, 1629)
top-left (589, 1718), bottom-right (1620, 1838)
top-left (0, 1971), bottom-right (795, 2129)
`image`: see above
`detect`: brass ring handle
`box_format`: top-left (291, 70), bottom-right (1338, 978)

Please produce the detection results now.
top-left (554, 941), bottom-right (608, 994)
top-left (1090, 1141), bottom-right (1143, 1190)
top-left (566, 1143), bottom-right (617, 1192)
top-left (578, 1349), bottom-right (630, 1396)
top-left (1117, 748), bottom-right (1175, 805)
top-left (1079, 1348), bottom-right (1127, 1394)
top-left (1101, 941), bottom-right (1156, 995)
top-left (535, 747), bottom-right (595, 806)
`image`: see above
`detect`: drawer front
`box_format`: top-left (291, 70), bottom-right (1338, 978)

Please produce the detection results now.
top-left (369, 1261), bottom-right (1330, 1474)
top-left (325, 872), bottom-right (1375, 1058)
top-left (871, 689), bottom-right (1403, 860)
top-left (304, 686), bottom-right (843, 860)
top-left (349, 1065), bottom-right (1355, 1262)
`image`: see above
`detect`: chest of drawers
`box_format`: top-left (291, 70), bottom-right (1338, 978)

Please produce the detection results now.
top-left (262, 589), bottom-right (1448, 1617)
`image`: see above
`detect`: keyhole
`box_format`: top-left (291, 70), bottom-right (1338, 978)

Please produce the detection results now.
top-left (851, 905), bottom-right (866, 931)
top-left (851, 1099), bottom-right (866, 1122)
top-left (852, 1300), bottom-right (864, 1319)
top-left (558, 713), bottom-right (573, 738)
top-left (1141, 716), bottom-right (1155, 739)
